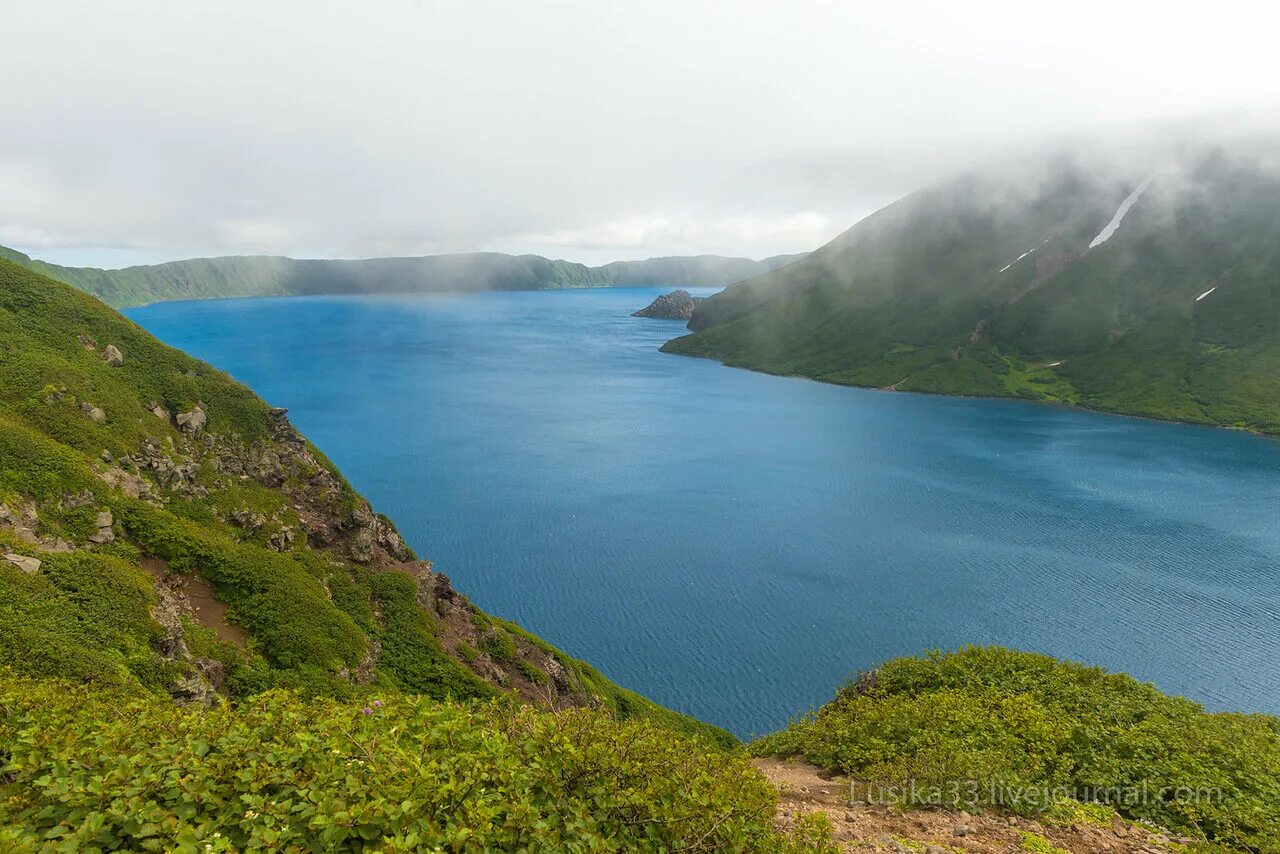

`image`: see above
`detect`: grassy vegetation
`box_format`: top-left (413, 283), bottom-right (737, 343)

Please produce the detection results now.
top-left (665, 151), bottom-right (1280, 434)
top-left (369, 571), bottom-right (493, 700)
top-left (0, 557), bottom-right (169, 690)
top-left (753, 647), bottom-right (1280, 852)
top-left (0, 673), bottom-right (836, 853)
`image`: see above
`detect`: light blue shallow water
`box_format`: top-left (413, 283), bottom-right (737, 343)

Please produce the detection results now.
top-left (127, 287), bottom-right (1280, 737)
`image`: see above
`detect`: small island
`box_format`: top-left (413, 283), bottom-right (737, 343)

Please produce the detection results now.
top-left (632, 289), bottom-right (705, 320)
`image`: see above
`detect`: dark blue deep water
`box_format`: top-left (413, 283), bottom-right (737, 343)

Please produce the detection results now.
top-left (127, 287), bottom-right (1280, 737)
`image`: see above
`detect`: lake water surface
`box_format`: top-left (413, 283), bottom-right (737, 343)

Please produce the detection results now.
top-left (127, 287), bottom-right (1280, 737)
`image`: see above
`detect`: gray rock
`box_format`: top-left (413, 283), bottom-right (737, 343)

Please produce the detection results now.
top-left (170, 672), bottom-right (218, 705)
top-left (953, 824), bottom-right (968, 837)
top-left (95, 510), bottom-right (114, 528)
top-left (102, 344), bottom-right (124, 367)
top-left (62, 490), bottom-right (95, 510)
top-left (267, 526), bottom-right (295, 552)
top-left (176, 405), bottom-right (207, 435)
top-left (229, 509), bottom-right (267, 533)
top-left (3, 553), bottom-right (42, 574)
top-left (88, 527), bottom-right (115, 545)
top-left (81, 403), bottom-right (107, 424)
top-left (632, 289), bottom-right (706, 320)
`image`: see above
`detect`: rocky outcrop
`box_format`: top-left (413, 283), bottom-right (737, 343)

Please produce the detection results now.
top-left (632, 289), bottom-right (705, 320)
top-left (102, 344), bottom-right (124, 367)
top-left (176, 404), bottom-right (206, 436)
top-left (2, 553), bottom-right (42, 574)
top-left (87, 510), bottom-right (115, 544)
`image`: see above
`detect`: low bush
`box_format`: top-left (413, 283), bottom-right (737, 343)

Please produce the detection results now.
top-left (369, 571), bottom-right (492, 700)
top-left (0, 674), bottom-right (834, 853)
top-left (752, 647), bottom-right (1280, 852)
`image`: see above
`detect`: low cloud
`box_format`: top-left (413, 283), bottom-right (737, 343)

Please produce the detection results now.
top-left (1, 1), bottom-right (1277, 266)
top-left (517, 212), bottom-right (836, 259)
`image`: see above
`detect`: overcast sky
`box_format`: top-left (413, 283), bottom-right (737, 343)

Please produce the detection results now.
top-left (2, 1), bottom-right (1278, 268)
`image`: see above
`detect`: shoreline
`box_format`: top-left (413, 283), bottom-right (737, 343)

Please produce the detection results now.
top-left (660, 345), bottom-right (1280, 442)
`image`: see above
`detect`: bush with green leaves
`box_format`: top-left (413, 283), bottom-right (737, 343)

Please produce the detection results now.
top-left (369, 571), bottom-right (492, 700)
top-left (0, 674), bottom-right (835, 853)
top-left (0, 551), bottom-right (174, 690)
top-left (753, 647), bottom-right (1280, 852)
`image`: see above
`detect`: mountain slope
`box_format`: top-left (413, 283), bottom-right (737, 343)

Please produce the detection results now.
top-left (0, 257), bottom-right (728, 744)
top-left (600, 253), bottom-right (805, 286)
top-left (0, 245), bottom-right (805, 308)
top-left (664, 144), bottom-right (1280, 433)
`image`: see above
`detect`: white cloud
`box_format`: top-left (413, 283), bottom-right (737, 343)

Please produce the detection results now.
top-left (517, 212), bottom-right (836, 258)
top-left (1, 0), bottom-right (1277, 265)
top-left (216, 218), bottom-right (303, 253)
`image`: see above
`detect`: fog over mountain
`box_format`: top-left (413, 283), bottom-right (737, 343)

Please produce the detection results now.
top-left (666, 123), bottom-right (1280, 432)
top-left (2, 1), bottom-right (1277, 267)
top-left (0, 243), bottom-right (805, 307)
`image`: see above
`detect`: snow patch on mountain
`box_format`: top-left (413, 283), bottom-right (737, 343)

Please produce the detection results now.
top-left (998, 237), bottom-right (1056, 274)
top-left (999, 248), bottom-right (1036, 273)
top-left (1089, 177), bottom-right (1154, 248)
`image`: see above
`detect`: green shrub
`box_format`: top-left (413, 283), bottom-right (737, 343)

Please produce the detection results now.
top-left (0, 552), bottom-right (174, 690)
top-left (479, 627), bottom-right (517, 662)
top-left (0, 674), bottom-right (831, 853)
top-left (753, 647), bottom-right (1280, 851)
top-left (1020, 831), bottom-right (1070, 854)
top-left (517, 659), bottom-right (548, 684)
top-left (370, 571), bottom-right (492, 701)
top-left (117, 499), bottom-right (367, 679)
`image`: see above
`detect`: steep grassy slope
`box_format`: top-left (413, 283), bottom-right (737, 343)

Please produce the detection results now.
top-left (0, 257), bottom-right (728, 745)
top-left (0, 245), bottom-right (804, 308)
top-left (754, 647), bottom-right (1280, 852)
top-left (664, 146), bottom-right (1280, 433)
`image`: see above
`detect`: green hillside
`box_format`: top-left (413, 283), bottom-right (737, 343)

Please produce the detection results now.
top-left (0, 257), bottom-right (727, 743)
top-left (754, 647), bottom-right (1280, 852)
top-left (664, 145), bottom-right (1280, 433)
top-left (0, 245), bottom-right (804, 308)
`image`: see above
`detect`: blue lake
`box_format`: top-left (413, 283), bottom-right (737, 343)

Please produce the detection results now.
top-left (127, 287), bottom-right (1280, 737)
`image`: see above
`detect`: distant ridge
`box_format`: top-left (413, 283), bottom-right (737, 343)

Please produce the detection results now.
top-left (0, 244), bottom-right (806, 308)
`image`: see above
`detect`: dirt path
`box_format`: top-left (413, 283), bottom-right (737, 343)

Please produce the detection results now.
top-left (755, 758), bottom-right (1189, 854)
top-left (141, 555), bottom-right (248, 647)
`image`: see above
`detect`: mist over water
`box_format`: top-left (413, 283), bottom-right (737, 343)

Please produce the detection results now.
top-left (128, 287), bottom-right (1280, 737)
